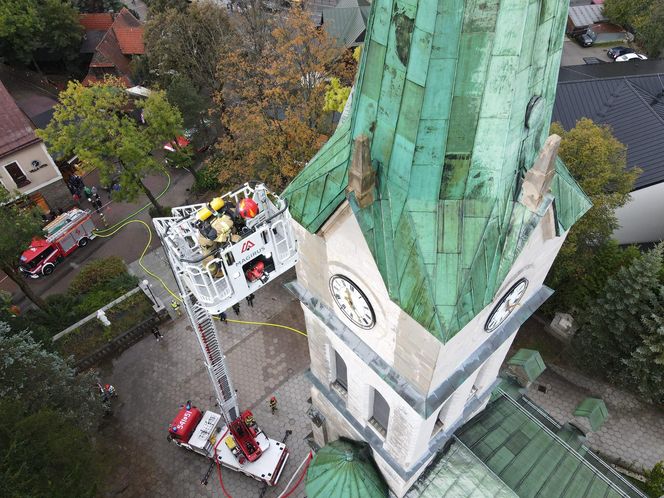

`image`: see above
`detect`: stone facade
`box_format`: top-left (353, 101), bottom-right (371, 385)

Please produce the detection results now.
top-left (292, 176), bottom-right (571, 495)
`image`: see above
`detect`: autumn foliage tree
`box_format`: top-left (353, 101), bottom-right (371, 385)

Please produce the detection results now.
top-left (545, 119), bottom-right (640, 313)
top-left (211, 5), bottom-right (346, 191)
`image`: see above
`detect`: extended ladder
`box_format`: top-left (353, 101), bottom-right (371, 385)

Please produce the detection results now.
top-left (181, 290), bottom-right (239, 421)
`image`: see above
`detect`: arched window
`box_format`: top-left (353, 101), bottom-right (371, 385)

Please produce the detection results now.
top-left (334, 351), bottom-right (348, 391)
top-left (370, 388), bottom-right (390, 436)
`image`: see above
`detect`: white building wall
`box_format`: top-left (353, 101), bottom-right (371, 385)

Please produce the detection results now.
top-left (429, 207), bottom-right (567, 388)
top-left (614, 183), bottom-right (664, 244)
top-left (296, 190), bottom-right (569, 497)
top-left (0, 142), bottom-right (61, 195)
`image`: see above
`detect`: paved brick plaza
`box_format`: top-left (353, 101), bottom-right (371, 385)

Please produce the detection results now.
top-left (97, 249), bottom-right (664, 497)
top-left (98, 270), bottom-right (312, 498)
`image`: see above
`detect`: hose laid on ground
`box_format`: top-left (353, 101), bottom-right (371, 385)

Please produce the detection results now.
top-left (93, 170), bottom-right (172, 236)
top-left (277, 451), bottom-right (313, 498)
top-left (93, 218), bottom-right (182, 303)
top-left (213, 429), bottom-right (233, 498)
top-left (215, 317), bottom-right (307, 337)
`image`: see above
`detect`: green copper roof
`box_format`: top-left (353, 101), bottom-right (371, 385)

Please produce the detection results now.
top-left (507, 349), bottom-right (546, 382)
top-left (284, 0), bottom-right (591, 341)
top-left (305, 439), bottom-right (389, 498)
top-left (574, 398), bottom-right (609, 432)
top-left (457, 391), bottom-right (637, 498)
top-left (407, 439), bottom-right (518, 498)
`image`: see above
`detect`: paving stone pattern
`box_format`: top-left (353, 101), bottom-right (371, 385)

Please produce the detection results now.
top-left (526, 364), bottom-right (664, 472)
top-left (99, 262), bottom-right (311, 497)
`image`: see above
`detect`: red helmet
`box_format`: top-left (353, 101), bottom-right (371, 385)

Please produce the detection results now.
top-left (237, 198), bottom-right (259, 219)
top-left (245, 261), bottom-right (265, 282)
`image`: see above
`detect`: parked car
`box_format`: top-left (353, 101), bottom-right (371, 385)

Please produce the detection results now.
top-left (573, 28), bottom-right (597, 47)
top-left (607, 46), bottom-right (634, 59)
top-left (615, 53), bottom-right (648, 62)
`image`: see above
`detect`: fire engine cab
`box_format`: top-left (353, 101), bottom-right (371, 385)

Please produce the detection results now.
top-left (154, 182), bottom-right (297, 487)
top-left (19, 209), bottom-right (96, 278)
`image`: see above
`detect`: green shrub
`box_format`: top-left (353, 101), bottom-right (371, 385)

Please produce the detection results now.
top-left (69, 257), bottom-right (128, 295)
top-left (645, 461), bottom-right (664, 498)
top-left (193, 160), bottom-right (222, 193)
top-left (149, 205), bottom-right (172, 217)
top-left (73, 289), bottom-right (124, 318)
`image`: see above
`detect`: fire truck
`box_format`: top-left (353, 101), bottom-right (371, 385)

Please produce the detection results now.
top-left (153, 182), bottom-right (298, 486)
top-left (19, 209), bottom-right (96, 278)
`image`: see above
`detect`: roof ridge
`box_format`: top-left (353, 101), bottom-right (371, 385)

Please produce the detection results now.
top-left (625, 80), bottom-right (664, 128)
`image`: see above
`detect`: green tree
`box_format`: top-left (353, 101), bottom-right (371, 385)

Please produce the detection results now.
top-left (166, 74), bottom-right (208, 130)
top-left (144, 0), bottom-right (190, 13)
top-left (0, 190), bottom-right (48, 311)
top-left (572, 245), bottom-right (663, 381)
top-left (546, 119), bottom-right (640, 313)
top-left (644, 461), bottom-right (664, 498)
top-left (0, 323), bottom-right (103, 425)
top-left (623, 291), bottom-right (664, 403)
top-left (603, 0), bottom-right (664, 57)
top-left (38, 80), bottom-right (183, 215)
top-left (632, 1), bottom-right (664, 57)
top-left (144, 1), bottom-right (233, 96)
top-left (72, 0), bottom-right (123, 12)
top-left (0, 321), bottom-right (102, 495)
top-left (0, 0), bottom-right (83, 66)
top-left (603, 0), bottom-right (650, 26)
top-left (0, 401), bottom-right (99, 498)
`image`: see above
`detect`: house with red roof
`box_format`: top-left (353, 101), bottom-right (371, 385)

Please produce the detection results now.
top-left (80, 8), bottom-right (145, 87)
top-left (0, 81), bottom-right (70, 213)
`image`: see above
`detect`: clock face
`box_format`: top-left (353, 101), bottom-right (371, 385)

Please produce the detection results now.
top-left (329, 275), bottom-right (376, 329)
top-left (484, 278), bottom-right (529, 332)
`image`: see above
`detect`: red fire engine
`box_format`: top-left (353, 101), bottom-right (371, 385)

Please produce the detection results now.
top-left (19, 209), bottom-right (96, 278)
top-left (154, 182), bottom-right (298, 487)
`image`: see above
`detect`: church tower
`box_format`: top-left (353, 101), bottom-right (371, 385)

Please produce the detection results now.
top-left (284, 0), bottom-right (590, 495)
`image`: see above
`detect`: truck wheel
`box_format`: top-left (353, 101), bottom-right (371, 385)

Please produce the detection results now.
top-left (78, 237), bottom-right (89, 247)
top-left (42, 264), bottom-right (55, 276)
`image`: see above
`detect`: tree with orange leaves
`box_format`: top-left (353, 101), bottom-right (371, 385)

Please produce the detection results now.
top-left (209, 3), bottom-right (348, 192)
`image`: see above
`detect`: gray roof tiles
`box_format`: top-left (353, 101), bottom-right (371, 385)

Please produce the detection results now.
top-left (553, 67), bottom-right (664, 190)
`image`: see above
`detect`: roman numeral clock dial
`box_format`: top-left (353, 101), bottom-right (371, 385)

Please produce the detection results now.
top-left (484, 278), bottom-right (529, 332)
top-left (329, 275), bottom-right (376, 330)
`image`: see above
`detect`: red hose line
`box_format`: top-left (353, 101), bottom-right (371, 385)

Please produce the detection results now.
top-left (214, 429), bottom-right (233, 498)
top-left (280, 451), bottom-right (313, 498)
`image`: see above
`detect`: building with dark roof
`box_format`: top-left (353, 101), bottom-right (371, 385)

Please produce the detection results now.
top-left (321, 0), bottom-right (371, 48)
top-left (553, 61), bottom-right (664, 244)
top-left (0, 81), bottom-right (70, 213)
top-left (80, 8), bottom-right (145, 87)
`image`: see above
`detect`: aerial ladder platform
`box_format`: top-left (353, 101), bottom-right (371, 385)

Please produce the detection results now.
top-left (153, 182), bottom-right (297, 486)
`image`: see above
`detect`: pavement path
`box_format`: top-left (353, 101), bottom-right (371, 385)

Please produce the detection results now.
top-left (526, 363), bottom-right (664, 473)
top-left (98, 268), bottom-right (312, 498)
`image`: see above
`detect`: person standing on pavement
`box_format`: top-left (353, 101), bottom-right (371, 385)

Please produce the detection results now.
top-left (269, 396), bottom-right (278, 414)
top-left (232, 303), bottom-right (240, 315)
top-left (152, 326), bottom-right (164, 341)
top-left (219, 312), bottom-right (228, 323)
top-left (246, 293), bottom-right (255, 307)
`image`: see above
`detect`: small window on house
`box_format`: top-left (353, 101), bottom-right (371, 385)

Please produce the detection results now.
top-left (4, 162), bottom-right (30, 188)
top-left (369, 389), bottom-right (390, 437)
top-left (333, 351), bottom-right (348, 392)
